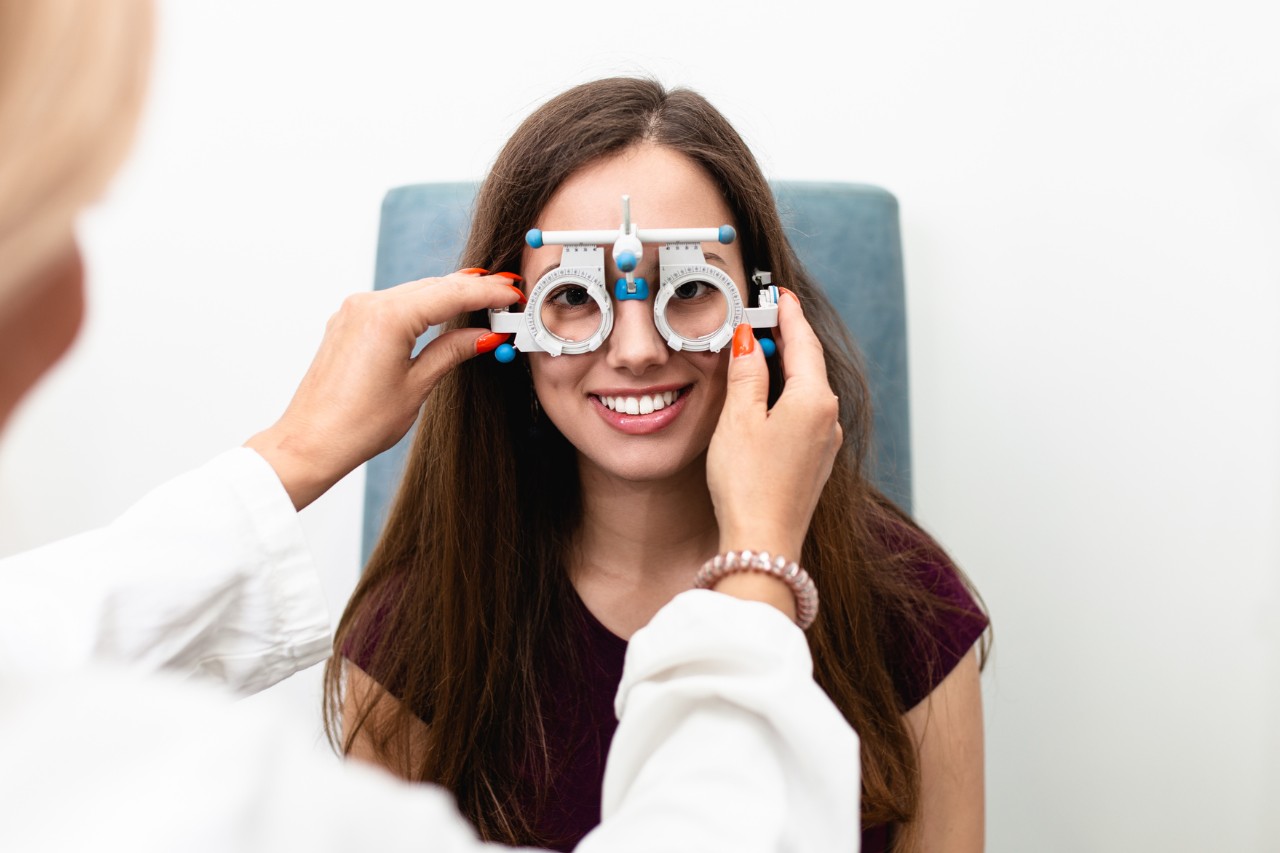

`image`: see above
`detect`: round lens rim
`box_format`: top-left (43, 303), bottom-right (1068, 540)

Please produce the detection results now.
top-left (528, 267), bottom-right (613, 355)
top-left (653, 264), bottom-right (742, 352)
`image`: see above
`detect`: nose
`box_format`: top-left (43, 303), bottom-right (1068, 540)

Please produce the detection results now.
top-left (605, 295), bottom-right (668, 375)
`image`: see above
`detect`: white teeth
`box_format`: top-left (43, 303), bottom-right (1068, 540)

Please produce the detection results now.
top-left (598, 389), bottom-right (683, 414)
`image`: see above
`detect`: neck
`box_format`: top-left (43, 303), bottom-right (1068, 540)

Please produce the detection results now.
top-left (573, 453), bottom-right (720, 586)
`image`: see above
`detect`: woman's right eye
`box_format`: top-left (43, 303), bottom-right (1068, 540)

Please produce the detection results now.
top-left (674, 280), bottom-right (713, 300)
top-left (550, 285), bottom-right (590, 307)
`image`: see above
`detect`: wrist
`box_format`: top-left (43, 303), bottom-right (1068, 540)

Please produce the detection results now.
top-left (718, 529), bottom-right (804, 564)
top-left (695, 549), bottom-right (819, 630)
top-left (243, 424), bottom-right (345, 511)
top-left (710, 573), bottom-right (798, 622)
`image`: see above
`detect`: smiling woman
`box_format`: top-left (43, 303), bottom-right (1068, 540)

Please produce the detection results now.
top-left (524, 145), bottom-right (743, 476)
top-left (325, 77), bottom-right (990, 853)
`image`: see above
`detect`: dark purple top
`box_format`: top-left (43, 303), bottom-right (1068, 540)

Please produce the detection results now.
top-left (351, 538), bottom-right (988, 852)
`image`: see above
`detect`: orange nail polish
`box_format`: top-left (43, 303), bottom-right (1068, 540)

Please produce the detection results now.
top-left (457, 267), bottom-right (489, 275)
top-left (779, 286), bottom-right (798, 300)
top-left (731, 323), bottom-right (754, 358)
top-left (475, 332), bottom-right (510, 354)
top-left (502, 284), bottom-right (528, 304)
top-left (494, 271), bottom-right (524, 282)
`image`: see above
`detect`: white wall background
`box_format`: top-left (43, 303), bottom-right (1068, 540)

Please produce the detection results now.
top-left (2, 1), bottom-right (1276, 849)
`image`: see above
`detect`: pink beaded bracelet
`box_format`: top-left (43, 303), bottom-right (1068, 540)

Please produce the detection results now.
top-left (694, 550), bottom-right (819, 630)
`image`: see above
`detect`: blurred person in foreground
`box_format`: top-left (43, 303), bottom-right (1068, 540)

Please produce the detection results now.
top-left (0, 2), bottom-right (859, 851)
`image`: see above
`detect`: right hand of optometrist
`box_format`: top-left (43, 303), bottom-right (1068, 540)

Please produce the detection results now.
top-left (707, 290), bottom-right (843, 566)
top-left (244, 269), bottom-right (524, 510)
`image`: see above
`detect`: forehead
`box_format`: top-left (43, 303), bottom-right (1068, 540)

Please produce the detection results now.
top-left (535, 144), bottom-right (734, 232)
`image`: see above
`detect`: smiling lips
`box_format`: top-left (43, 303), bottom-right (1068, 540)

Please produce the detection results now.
top-left (590, 386), bottom-right (689, 434)
top-left (597, 388), bottom-right (681, 415)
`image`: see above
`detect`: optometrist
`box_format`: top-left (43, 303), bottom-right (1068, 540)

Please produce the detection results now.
top-left (0, 2), bottom-right (857, 851)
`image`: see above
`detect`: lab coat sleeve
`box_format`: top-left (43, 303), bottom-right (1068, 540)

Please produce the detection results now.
top-left (0, 447), bottom-right (330, 694)
top-left (1, 592), bottom-right (859, 853)
top-left (579, 589), bottom-right (861, 853)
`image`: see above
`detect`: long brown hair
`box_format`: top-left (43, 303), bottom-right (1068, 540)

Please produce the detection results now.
top-left (324, 77), bottom-right (988, 848)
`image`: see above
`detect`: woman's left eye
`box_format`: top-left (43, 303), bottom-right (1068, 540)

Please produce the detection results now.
top-left (674, 280), bottom-right (713, 300)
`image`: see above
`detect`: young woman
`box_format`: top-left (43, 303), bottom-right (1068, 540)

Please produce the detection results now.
top-left (326, 77), bottom-right (990, 852)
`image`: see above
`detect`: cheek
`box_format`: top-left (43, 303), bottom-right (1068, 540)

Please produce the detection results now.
top-left (528, 352), bottom-right (582, 405)
top-left (694, 350), bottom-right (728, 381)
top-left (527, 353), bottom-right (558, 388)
top-left (691, 350), bottom-right (730, 406)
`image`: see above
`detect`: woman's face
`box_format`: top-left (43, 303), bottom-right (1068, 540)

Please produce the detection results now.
top-left (520, 144), bottom-right (746, 485)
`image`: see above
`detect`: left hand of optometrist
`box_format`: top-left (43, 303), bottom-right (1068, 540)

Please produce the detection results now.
top-left (244, 270), bottom-right (524, 510)
top-left (707, 290), bottom-right (843, 563)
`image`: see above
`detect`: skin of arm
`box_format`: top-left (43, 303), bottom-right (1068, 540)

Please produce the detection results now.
top-left (904, 646), bottom-right (985, 851)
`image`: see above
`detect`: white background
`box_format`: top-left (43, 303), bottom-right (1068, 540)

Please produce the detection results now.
top-left (2, 1), bottom-right (1277, 850)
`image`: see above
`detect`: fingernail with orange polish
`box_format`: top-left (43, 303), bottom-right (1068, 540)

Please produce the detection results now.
top-left (502, 284), bottom-right (528, 304)
top-left (779, 286), bottom-right (799, 301)
top-left (494, 272), bottom-right (523, 282)
top-left (475, 332), bottom-right (510, 354)
top-left (731, 323), bottom-right (754, 358)
top-left (457, 267), bottom-right (490, 276)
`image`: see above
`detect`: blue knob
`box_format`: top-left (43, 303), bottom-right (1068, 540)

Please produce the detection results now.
top-left (760, 337), bottom-right (777, 357)
top-left (615, 277), bottom-right (649, 301)
top-left (718, 225), bottom-right (736, 244)
top-left (616, 250), bottom-right (637, 272)
top-left (494, 343), bottom-right (516, 363)
top-left (525, 229), bottom-right (544, 249)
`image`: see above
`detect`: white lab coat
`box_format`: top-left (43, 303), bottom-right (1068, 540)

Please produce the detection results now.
top-left (0, 449), bottom-right (859, 852)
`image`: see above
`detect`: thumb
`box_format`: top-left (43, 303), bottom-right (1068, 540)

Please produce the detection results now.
top-left (722, 323), bottom-right (769, 416)
top-left (408, 327), bottom-right (490, 398)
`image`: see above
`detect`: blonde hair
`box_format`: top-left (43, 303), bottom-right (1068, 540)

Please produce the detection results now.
top-left (0, 0), bottom-right (153, 314)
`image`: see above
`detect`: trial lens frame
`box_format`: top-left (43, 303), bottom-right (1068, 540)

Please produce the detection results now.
top-left (486, 196), bottom-right (779, 359)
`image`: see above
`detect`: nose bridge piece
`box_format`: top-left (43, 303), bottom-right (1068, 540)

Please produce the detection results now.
top-left (614, 276), bottom-right (649, 301)
top-left (605, 294), bottom-right (668, 371)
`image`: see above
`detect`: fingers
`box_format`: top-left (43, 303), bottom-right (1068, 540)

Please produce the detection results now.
top-left (383, 270), bottom-right (526, 336)
top-left (720, 323), bottom-right (770, 420)
top-left (408, 327), bottom-right (490, 396)
top-left (393, 267), bottom-right (522, 295)
top-left (773, 291), bottom-right (841, 438)
top-left (774, 290), bottom-right (828, 390)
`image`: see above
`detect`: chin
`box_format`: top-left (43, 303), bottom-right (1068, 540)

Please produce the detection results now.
top-left (576, 443), bottom-right (709, 486)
